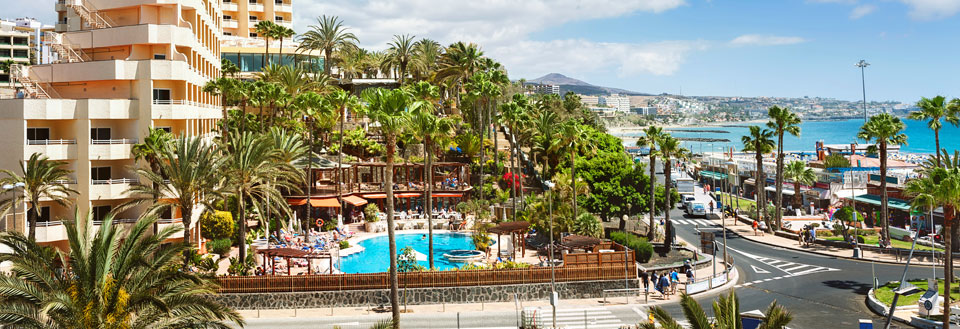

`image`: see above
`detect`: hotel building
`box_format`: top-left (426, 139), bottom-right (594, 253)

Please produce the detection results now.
top-left (220, 0), bottom-right (291, 38)
top-left (0, 0), bottom-right (223, 248)
top-left (0, 18), bottom-right (56, 98)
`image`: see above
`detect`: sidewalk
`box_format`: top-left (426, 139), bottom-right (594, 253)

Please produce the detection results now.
top-left (699, 214), bottom-right (941, 266)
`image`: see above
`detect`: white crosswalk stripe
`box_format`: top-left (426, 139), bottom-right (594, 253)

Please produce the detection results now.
top-left (672, 219), bottom-right (720, 227)
top-left (727, 246), bottom-right (840, 288)
top-left (530, 307), bottom-right (626, 329)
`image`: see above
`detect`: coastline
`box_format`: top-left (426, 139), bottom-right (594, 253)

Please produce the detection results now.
top-left (607, 119), bottom-right (768, 136)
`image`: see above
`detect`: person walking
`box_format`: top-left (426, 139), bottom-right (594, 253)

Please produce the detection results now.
top-left (752, 219), bottom-right (759, 236)
top-left (670, 270), bottom-right (680, 294)
top-left (640, 269), bottom-right (649, 295)
top-left (709, 200), bottom-right (715, 214)
top-left (758, 220), bottom-right (767, 236)
top-left (658, 272), bottom-right (670, 299)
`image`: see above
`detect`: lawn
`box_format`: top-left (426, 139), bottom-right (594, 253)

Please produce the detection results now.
top-left (716, 192), bottom-right (756, 210)
top-left (875, 278), bottom-right (959, 307)
top-left (823, 235), bottom-right (943, 252)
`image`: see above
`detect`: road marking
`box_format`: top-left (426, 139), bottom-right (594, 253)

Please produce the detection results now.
top-left (781, 264), bottom-right (810, 272)
top-left (750, 265), bottom-right (771, 274)
top-left (675, 219), bottom-right (689, 225)
top-left (528, 307), bottom-right (625, 329)
top-left (633, 307), bottom-right (646, 316)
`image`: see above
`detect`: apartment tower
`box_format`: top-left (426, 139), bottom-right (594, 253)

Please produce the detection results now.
top-left (221, 0), bottom-right (292, 38)
top-left (0, 0), bottom-right (223, 248)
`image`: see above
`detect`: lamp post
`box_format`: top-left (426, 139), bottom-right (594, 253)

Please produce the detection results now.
top-left (3, 182), bottom-right (25, 233)
top-left (544, 179), bottom-right (557, 328)
top-left (856, 60), bottom-right (870, 122)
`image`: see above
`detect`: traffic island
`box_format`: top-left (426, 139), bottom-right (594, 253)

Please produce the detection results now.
top-left (867, 279), bottom-right (959, 329)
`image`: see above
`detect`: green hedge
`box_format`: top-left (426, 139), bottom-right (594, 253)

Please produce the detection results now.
top-left (610, 231), bottom-right (653, 263)
top-left (200, 211), bottom-right (234, 240)
top-left (207, 238), bottom-right (232, 256)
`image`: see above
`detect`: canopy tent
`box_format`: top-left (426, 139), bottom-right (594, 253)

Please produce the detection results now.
top-left (489, 221), bottom-right (531, 259)
top-left (286, 198), bottom-right (341, 208)
top-left (844, 194), bottom-right (912, 211)
top-left (256, 247), bottom-right (334, 275)
top-left (558, 234), bottom-right (602, 251)
top-left (342, 195), bottom-right (368, 207)
top-left (700, 170), bottom-right (729, 180)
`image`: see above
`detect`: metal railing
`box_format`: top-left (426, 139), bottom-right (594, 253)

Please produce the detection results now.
top-left (91, 178), bottom-right (137, 185)
top-left (27, 139), bottom-right (77, 145)
top-left (51, 179), bottom-right (77, 185)
top-left (91, 138), bottom-right (138, 145)
top-left (152, 99), bottom-right (220, 109)
top-left (35, 221), bottom-right (64, 227)
top-left (93, 218), bottom-right (138, 225)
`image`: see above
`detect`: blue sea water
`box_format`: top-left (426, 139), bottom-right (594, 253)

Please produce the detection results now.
top-left (625, 118), bottom-right (960, 154)
top-left (339, 232), bottom-right (478, 273)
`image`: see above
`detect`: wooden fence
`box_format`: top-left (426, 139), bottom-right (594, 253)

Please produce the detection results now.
top-left (218, 262), bottom-right (635, 294)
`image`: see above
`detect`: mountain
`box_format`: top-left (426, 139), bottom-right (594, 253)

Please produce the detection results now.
top-left (527, 73), bottom-right (650, 96)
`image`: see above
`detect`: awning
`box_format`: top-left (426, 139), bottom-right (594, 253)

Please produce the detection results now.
top-left (700, 171), bottom-right (729, 180)
top-left (844, 194), bottom-right (912, 211)
top-left (363, 193), bottom-right (422, 199)
top-left (287, 198), bottom-right (307, 206)
top-left (432, 193), bottom-right (463, 198)
top-left (342, 195), bottom-right (368, 207)
top-left (364, 194), bottom-right (387, 199)
top-left (286, 198), bottom-right (341, 208)
top-left (396, 193), bottom-right (422, 198)
top-left (764, 186), bottom-right (795, 196)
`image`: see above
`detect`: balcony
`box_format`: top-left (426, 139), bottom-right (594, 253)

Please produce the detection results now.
top-left (90, 139), bottom-right (136, 160)
top-left (277, 20), bottom-right (292, 28)
top-left (90, 178), bottom-right (137, 200)
top-left (151, 99), bottom-right (221, 120)
top-left (248, 3), bottom-right (264, 11)
top-left (275, 3), bottom-right (292, 12)
top-left (34, 221), bottom-right (68, 243)
top-left (158, 218), bottom-right (185, 239)
top-left (26, 139), bottom-right (77, 160)
top-left (222, 2), bottom-right (238, 11)
top-left (224, 19), bottom-right (238, 28)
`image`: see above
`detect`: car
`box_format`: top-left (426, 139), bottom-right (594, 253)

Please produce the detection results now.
top-left (688, 202), bottom-right (707, 217)
top-left (680, 196), bottom-right (696, 209)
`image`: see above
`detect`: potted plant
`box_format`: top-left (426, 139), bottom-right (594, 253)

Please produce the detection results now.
top-left (363, 203), bottom-right (381, 232)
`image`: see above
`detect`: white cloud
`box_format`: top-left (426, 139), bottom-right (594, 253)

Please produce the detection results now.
top-left (850, 4), bottom-right (877, 18)
top-left (898, 0), bottom-right (960, 20)
top-left (729, 34), bottom-right (808, 46)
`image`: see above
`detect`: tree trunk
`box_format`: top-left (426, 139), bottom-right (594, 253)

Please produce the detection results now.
top-left (324, 48), bottom-right (332, 76)
top-left (571, 148), bottom-right (577, 221)
top-left (663, 158), bottom-right (673, 246)
top-left (880, 141), bottom-right (890, 244)
top-left (756, 154), bottom-right (767, 230)
top-left (425, 136), bottom-right (435, 269)
top-left (386, 134), bottom-right (401, 328)
top-left (648, 155), bottom-right (657, 240)
top-left (793, 181), bottom-right (802, 211)
top-left (337, 106), bottom-right (345, 234)
top-left (775, 134), bottom-right (784, 232)
top-left (237, 188), bottom-right (247, 268)
top-left (27, 204), bottom-right (37, 241)
top-left (944, 206), bottom-right (954, 325)
top-left (935, 129), bottom-right (941, 166)
top-left (478, 99), bottom-right (485, 201)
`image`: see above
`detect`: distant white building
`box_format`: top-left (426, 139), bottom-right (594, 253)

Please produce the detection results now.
top-left (580, 95), bottom-right (600, 106)
top-left (599, 94), bottom-right (630, 113)
top-left (531, 84), bottom-right (560, 95)
top-left (633, 107), bottom-right (657, 115)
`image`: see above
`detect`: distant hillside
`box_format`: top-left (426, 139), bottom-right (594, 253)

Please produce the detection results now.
top-left (527, 73), bottom-right (651, 96)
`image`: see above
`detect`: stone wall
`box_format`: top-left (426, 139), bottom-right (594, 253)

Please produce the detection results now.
top-left (216, 279), bottom-right (638, 310)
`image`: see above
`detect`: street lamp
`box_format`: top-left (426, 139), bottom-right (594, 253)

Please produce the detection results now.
top-left (3, 182), bottom-right (25, 233)
top-left (544, 179), bottom-right (557, 328)
top-left (855, 60), bottom-right (870, 122)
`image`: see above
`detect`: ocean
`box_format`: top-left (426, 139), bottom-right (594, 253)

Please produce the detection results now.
top-left (621, 118), bottom-right (960, 154)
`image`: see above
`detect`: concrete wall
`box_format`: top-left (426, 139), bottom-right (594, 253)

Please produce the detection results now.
top-left (215, 279), bottom-right (639, 310)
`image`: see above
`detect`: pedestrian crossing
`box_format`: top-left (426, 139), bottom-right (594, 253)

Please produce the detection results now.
top-left (728, 246), bottom-right (840, 288)
top-left (528, 307), bottom-right (625, 329)
top-left (672, 219), bottom-right (720, 227)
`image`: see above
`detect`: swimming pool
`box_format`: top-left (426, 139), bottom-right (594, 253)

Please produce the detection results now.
top-left (339, 232), bottom-right (479, 273)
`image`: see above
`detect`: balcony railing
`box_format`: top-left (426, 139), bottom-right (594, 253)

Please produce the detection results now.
top-left (51, 179), bottom-right (77, 185)
top-left (91, 139), bottom-right (137, 145)
top-left (27, 139), bottom-right (77, 145)
top-left (91, 178), bottom-right (137, 185)
top-left (35, 221), bottom-right (64, 227)
top-left (152, 99), bottom-right (220, 109)
top-left (93, 218), bottom-right (138, 225)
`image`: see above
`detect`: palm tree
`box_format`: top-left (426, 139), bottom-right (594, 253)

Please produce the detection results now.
top-left (658, 135), bottom-right (688, 247)
top-left (266, 127), bottom-right (308, 236)
top-left (255, 20), bottom-right (278, 68)
top-left (386, 34), bottom-right (416, 84)
top-left (121, 135), bottom-right (224, 251)
top-left (221, 58), bottom-right (240, 78)
top-left (363, 87), bottom-right (417, 329)
top-left (642, 292), bottom-right (792, 329)
top-left (203, 77), bottom-right (238, 138)
top-left (297, 15), bottom-right (358, 76)
top-left (499, 98), bottom-right (530, 214)
top-left (0, 153), bottom-right (77, 241)
top-left (858, 113), bottom-right (907, 244)
top-left (130, 128), bottom-right (171, 234)
top-left (909, 95), bottom-right (959, 166)
top-left (409, 99), bottom-right (453, 269)
top-left (223, 131), bottom-right (301, 265)
top-left (767, 106), bottom-right (801, 231)
top-left (559, 121), bottom-right (594, 227)
top-left (0, 211), bottom-right (244, 327)
top-left (742, 126), bottom-right (776, 231)
top-left (905, 149), bottom-right (960, 324)
top-left (292, 91), bottom-right (331, 232)
top-left (637, 125), bottom-right (666, 239)
top-left (324, 89), bottom-right (360, 218)
top-left (411, 38), bottom-right (443, 82)
top-left (784, 160), bottom-right (815, 210)
top-left (274, 25), bottom-right (296, 65)
top-left (436, 42), bottom-right (484, 110)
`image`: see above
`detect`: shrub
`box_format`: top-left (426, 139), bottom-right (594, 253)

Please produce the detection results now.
top-left (339, 240), bottom-right (350, 249)
top-left (610, 231), bottom-right (654, 263)
top-left (206, 238), bottom-right (232, 256)
top-left (364, 204), bottom-right (381, 222)
top-left (200, 210), bottom-right (234, 240)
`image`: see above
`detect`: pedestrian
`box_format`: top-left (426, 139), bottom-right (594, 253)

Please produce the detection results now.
top-left (798, 228), bottom-right (804, 246)
top-left (709, 201), bottom-right (715, 214)
top-left (682, 259), bottom-right (692, 274)
top-left (658, 273), bottom-right (670, 299)
top-left (670, 270), bottom-right (680, 294)
top-left (652, 272), bottom-right (660, 294)
top-left (685, 267), bottom-right (695, 283)
top-left (640, 269), bottom-right (649, 293)
top-left (758, 221), bottom-right (766, 236)
top-left (752, 220), bottom-right (759, 236)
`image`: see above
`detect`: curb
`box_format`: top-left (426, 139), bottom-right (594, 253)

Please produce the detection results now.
top-left (726, 216), bottom-right (922, 267)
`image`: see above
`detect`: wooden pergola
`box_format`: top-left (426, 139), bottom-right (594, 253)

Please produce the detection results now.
top-left (488, 221), bottom-right (530, 260)
top-left (257, 248), bottom-right (335, 275)
top-left (558, 234), bottom-right (603, 252)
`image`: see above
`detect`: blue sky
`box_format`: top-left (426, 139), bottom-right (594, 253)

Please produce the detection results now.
top-left (13, 0), bottom-right (960, 102)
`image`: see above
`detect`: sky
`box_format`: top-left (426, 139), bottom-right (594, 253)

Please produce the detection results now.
top-left (11, 0), bottom-right (960, 102)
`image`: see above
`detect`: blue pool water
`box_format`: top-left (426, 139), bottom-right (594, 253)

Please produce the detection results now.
top-left (339, 232), bottom-right (478, 273)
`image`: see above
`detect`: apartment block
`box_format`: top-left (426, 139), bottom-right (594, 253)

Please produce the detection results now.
top-left (0, 0), bottom-right (223, 248)
top-left (221, 0), bottom-right (291, 38)
top-left (0, 18), bottom-right (56, 97)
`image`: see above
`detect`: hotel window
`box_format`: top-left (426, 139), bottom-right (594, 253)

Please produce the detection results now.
top-left (248, 15), bottom-right (257, 21)
top-left (92, 205), bottom-right (111, 222)
top-left (13, 49), bottom-right (28, 58)
top-left (38, 206), bottom-right (50, 222)
top-left (224, 32), bottom-right (233, 36)
top-left (90, 127), bottom-right (111, 141)
top-left (249, 32), bottom-right (258, 38)
top-left (157, 127), bottom-right (172, 133)
top-left (91, 167), bottom-right (112, 181)
top-left (248, 0), bottom-right (257, 3)
top-left (275, 16), bottom-right (283, 22)
top-left (26, 128), bottom-right (50, 142)
top-left (223, 15), bottom-right (232, 20)
top-left (275, 0), bottom-right (282, 3)
top-left (152, 89), bottom-right (171, 102)
top-left (160, 207), bottom-right (173, 219)
top-left (153, 54), bottom-right (166, 60)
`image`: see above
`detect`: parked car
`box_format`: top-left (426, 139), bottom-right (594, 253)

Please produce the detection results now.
top-left (680, 196), bottom-right (696, 209)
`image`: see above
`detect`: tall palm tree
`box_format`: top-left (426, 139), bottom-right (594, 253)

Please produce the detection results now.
top-left (266, 127), bottom-right (308, 236)
top-left (274, 25), bottom-right (296, 65)
top-left (363, 87), bottom-right (417, 329)
top-left (324, 89), bottom-right (359, 219)
top-left (858, 113), bottom-right (907, 244)
top-left (641, 292), bottom-right (792, 329)
top-left (767, 106), bottom-right (801, 231)
top-left (221, 58), bottom-right (240, 78)
top-left (0, 211), bottom-right (244, 328)
top-left (130, 127), bottom-right (171, 234)
top-left (784, 160), bottom-right (815, 210)
top-left (121, 136), bottom-right (224, 251)
top-left (436, 42), bottom-right (484, 110)
top-left (297, 15), bottom-right (358, 76)
top-left (499, 98), bottom-right (530, 215)
top-left (411, 38), bottom-right (443, 82)
top-left (386, 34), bottom-right (416, 84)
top-left (637, 125), bottom-right (666, 239)
top-left (559, 121), bottom-right (594, 227)
top-left (203, 77), bottom-right (238, 139)
top-left (255, 20), bottom-right (278, 68)
top-left (905, 149), bottom-right (960, 324)
top-left (909, 95), bottom-right (959, 166)
top-left (742, 126), bottom-right (776, 231)
top-left (409, 95), bottom-right (454, 269)
top-left (223, 131), bottom-right (301, 265)
top-left (658, 136), bottom-right (688, 246)
top-left (0, 153), bottom-right (77, 241)
top-left (292, 91), bottom-right (331, 232)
